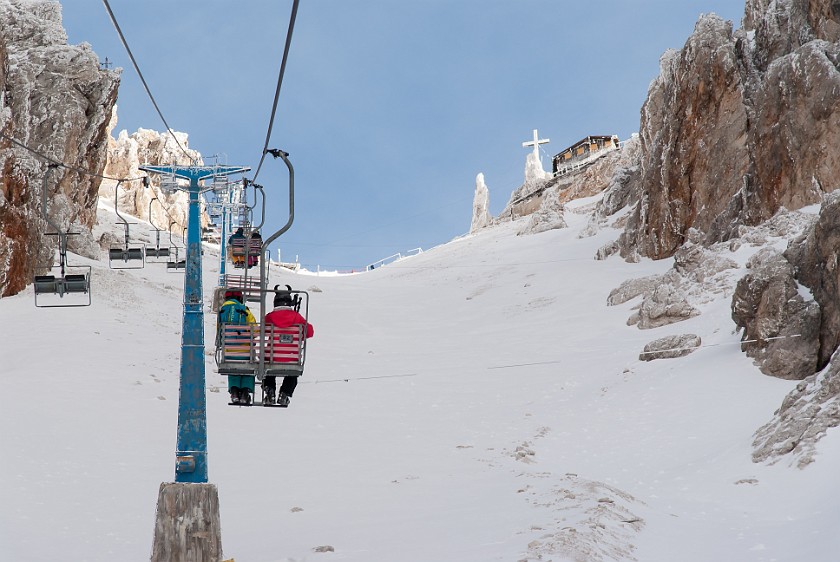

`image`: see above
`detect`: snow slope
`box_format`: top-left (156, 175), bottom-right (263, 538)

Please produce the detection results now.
top-left (1, 197), bottom-right (839, 561)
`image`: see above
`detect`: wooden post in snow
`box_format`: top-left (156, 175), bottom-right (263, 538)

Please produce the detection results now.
top-left (151, 482), bottom-right (223, 562)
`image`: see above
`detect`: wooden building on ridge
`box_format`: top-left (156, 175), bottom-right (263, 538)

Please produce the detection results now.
top-left (552, 135), bottom-right (620, 174)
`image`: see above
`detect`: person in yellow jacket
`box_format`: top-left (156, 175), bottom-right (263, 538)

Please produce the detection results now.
top-left (228, 227), bottom-right (246, 268)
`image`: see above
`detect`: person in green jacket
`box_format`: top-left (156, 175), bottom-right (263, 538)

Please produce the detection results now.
top-left (218, 289), bottom-right (257, 405)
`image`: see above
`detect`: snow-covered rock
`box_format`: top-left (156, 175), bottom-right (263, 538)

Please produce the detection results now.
top-left (785, 191), bottom-right (840, 369)
top-left (618, 3), bottom-right (840, 261)
top-left (517, 187), bottom-right (567, 236)
top-left (0, 0), bottom-right (119, 296)
top-left (101, 121), bottom-right (204, 239)
top-left (469, 172), bottom-right (492, 233)
top-left (639, 334), bottom-right (701, 361)
top-left (731, 247), bottom-right (821, 380)
top-left (753, 351), bottom-right (840, 468)
top-left (610, 243), bottom-right (739, 329)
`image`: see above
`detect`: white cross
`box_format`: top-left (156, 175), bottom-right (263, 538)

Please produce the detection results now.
top-left (522, 129), bottom-right (549, 159)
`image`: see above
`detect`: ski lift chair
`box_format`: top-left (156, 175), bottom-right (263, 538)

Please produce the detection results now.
top-left (145, 198), bottom-right (172, 262)
top-left (216, 323), bottom-right (306, 376)
top-left (109, 245), bottom-right (145, 267)
top-left (166, 248), bottom-right (186, 271)
top-left (33, 243), bottom-right (92, 308)
top-left (229, 236), bottom-right (247, 269)
top-left (159, 168), bottom-right (180, 193)
top-left (145, 230), bottom-right (172, 262)
top-left (33, 165), bottom-right (92, 308)
top-left (34, 266), bottom-right (91, 307)
top-left (34, 268), bottom-right (92, 308)
top-left (108, 181), bottom-right (145, 269)
top-left (165, 221), bottom-right (186, 272)
top-left (223, 272), bottom-right (265, 303)
top-left (245, 232), bottom-right (263, 269)
top-left (166, 247), bottom-right (186, 271)
top-left (215, 291), bottom-right (309, 407)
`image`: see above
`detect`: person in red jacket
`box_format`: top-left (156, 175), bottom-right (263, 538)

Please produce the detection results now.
top-left (263, 286), bottom-right (314, 407)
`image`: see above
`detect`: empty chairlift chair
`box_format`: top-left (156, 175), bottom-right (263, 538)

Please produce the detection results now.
top-left (145, 197), bottom-right (172, 262)
top-left (145, 231), bottom-right (171, 261)
top-left (165, 221), bottom-right (186, 272)
top-left (33, 249), bottom-right (92, 308)
top-left (108, 181), bottom-right (145, 269)
top-left (33, 165), bottom-right (92, 308)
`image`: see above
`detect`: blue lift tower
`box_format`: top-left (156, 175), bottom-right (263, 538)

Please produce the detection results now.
top-left (142, 163), bottom-right (249, 561)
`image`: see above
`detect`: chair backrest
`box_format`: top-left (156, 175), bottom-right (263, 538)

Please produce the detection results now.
top-left (219, 324), bottom-right (257, 363)
top-left (34, 275), bottom-right (58, 294)
top-left (64, 274), bottom-right (89, 293)
top-left (264, 324), bottom-right (304, 366)
top-left (217, 323), bottom-right (304, 368)
top-left (229, 238), bottom-right (246, 256)
top-left (224, 274), bottom-right (262, 302)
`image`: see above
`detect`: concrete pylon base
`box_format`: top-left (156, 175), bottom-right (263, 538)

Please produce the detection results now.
top-left (151, 482), bottom-right (223, 562)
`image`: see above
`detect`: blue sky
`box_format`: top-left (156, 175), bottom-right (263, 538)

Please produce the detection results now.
top-left (61, 1), bottom-right (744, 271)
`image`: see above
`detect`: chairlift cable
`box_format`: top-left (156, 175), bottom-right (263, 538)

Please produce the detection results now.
top-left (100, 0), bottom-right (196, 165)
top-left (0, 131), bottom-right (144, 183)
top-left (251, 0), bottom-right (300, 183)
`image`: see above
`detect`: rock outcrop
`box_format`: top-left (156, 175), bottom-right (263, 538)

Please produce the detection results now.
top-left (752, 349), bottom-right (840, 468)
top-left (618, 2), bottom-right (840, 261)
top-left (620, 17), bottom-right (750, 260)
top-left (609, 242), bottom-right (738, 330)
top-left (101, 124), bottom-right (203, 240)
top-left (0, 0), bottom-right (119, 297)
top-left (785, 191), bottom-right (840, 370)
top-left (517, 188), bottom-right (567, 236)
top-left (469, 172), bottom-right (492, 233)
top-left (731, 247), bottom-right (821, 380)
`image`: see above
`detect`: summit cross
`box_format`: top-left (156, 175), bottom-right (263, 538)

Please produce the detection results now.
top-left (522, 129), bottom-right (549, 159)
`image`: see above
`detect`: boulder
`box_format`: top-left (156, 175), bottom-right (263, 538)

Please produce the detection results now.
top-left (639, 334), bottom-right (701, 361)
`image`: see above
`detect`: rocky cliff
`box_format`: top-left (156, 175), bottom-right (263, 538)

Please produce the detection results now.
top-left (618, 0), bottom-right (840, 260)
top-left (0, 0), bottom-right (118, 297)
top-left (605, 0), bottom-right (840, 463)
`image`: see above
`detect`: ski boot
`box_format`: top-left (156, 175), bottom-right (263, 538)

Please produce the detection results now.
top-left (264, 387), bottom-right (276, 406)
top-left (277, 393), bottom-right (290, 408)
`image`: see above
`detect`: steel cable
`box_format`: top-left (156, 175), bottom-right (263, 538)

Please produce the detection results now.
top-left (251, 0), bottom-right (300, 183)
top-left (101, 0), bottom-right (196, 165)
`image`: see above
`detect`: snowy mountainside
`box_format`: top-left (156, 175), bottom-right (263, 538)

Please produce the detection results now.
top-left (1, 197), bottom-right (839, 561)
